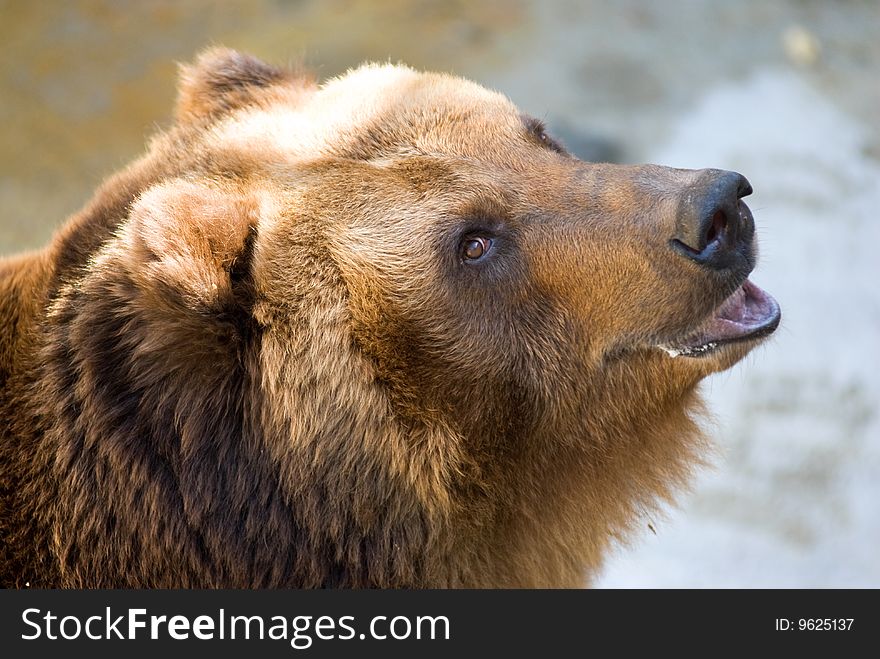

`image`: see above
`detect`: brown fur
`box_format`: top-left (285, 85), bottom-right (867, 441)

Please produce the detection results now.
top-left (1, 49), bottom-right (769, 587)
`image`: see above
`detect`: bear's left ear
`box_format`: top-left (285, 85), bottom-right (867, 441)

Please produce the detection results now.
top-left (175, 47), bottom-right (299, 124)
top-left (126, 180), bottom-right (261, 313)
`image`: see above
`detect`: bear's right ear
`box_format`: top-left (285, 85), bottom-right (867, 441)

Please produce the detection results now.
top-left (175, 47), bottom-right (299, 124)
top-left (126, 180), bottom-right (262, 313)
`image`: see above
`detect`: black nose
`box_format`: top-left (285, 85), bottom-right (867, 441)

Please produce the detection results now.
top-left (670, 170), bottom-right (755, 271)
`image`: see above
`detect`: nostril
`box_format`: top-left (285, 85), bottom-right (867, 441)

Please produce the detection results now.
top-left (704, 209), bottom-right (727, 246)
top-left (670, 170), bottom-right (753, 269)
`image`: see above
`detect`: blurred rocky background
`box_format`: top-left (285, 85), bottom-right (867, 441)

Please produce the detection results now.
top-left (1, 0), bottom-right (877, 587)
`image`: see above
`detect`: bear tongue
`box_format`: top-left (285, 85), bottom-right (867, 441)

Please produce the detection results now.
top-left (660, 279), bottom-right (781, 357)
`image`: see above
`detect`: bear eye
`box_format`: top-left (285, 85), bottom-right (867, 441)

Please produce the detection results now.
top-left (461, 236), bottom-right (492, 262)
top-left (523, 115), bottom-right (567, 155)
top-left (535, 129), bottom-right (565, 154)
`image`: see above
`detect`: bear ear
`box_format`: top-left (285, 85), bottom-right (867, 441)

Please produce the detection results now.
top-left (175, 47), bottom-right (293, 124)
top-left (127, 180), bottom-right (261, 312)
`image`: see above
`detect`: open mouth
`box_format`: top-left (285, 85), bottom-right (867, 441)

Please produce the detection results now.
top-left (658, 279), bottom-right (781, 358)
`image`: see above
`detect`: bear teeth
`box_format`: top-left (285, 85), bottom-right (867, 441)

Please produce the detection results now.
top-left (657, 342), bottom-right (717, 358)
top-left (658, 345), bottom-right (683, 358)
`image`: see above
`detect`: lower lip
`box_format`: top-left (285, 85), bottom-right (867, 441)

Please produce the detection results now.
top-left (658, 279), bottom-right (780, 358)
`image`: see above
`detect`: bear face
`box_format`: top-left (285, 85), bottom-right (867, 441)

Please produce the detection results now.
top-left (173, 51), bottom-right (777, 434)
top-left (0, 49), bottom-right (779, 588)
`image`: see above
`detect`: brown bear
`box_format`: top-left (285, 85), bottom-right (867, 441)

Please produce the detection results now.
top-left (0, 49), bottom-right (779, 588)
